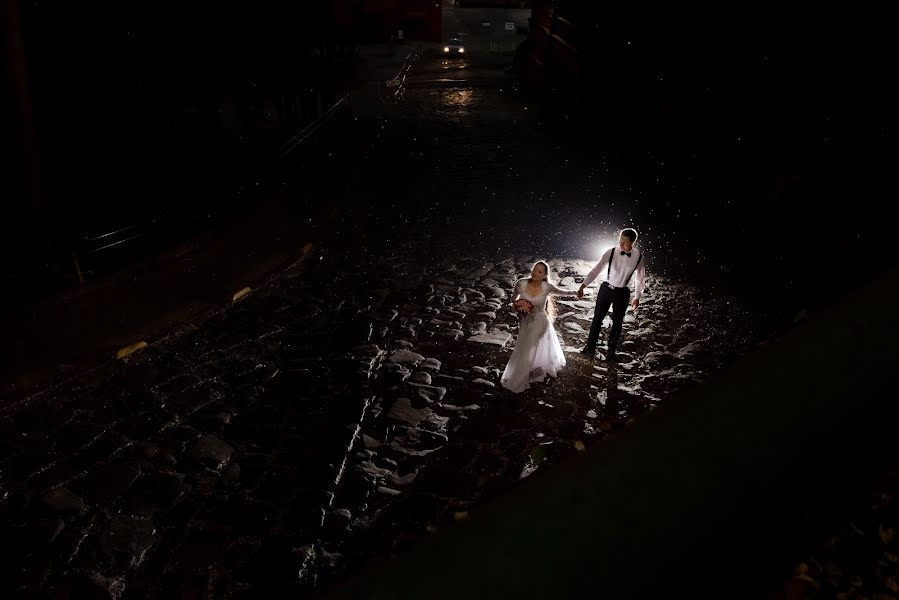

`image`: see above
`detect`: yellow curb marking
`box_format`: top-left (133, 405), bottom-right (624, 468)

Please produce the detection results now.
top-left (116, 341), bottom-right (147, 360)
top-left (232, 287), bottom-right (252, 302)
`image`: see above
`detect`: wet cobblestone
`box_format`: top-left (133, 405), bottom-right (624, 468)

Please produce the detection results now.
top-left (0, 242), bottom-right (761, 598)
top-left (0, 51), bottom-right (769, 598)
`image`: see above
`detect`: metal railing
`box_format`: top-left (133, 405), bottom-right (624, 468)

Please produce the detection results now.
top-left (380, 43), bottom-right (422, 103)
top-left (276, 94), bottom-right (350, 163)
top-left (63, 91), bottom-right (354, 282)
top-left (488, 40), bottom-right (516, 55)
top-left (3, 40), bottom-right (418, 299)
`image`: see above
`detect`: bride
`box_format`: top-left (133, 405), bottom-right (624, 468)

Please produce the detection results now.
top-left (501, 261), bottom-right (577, 393)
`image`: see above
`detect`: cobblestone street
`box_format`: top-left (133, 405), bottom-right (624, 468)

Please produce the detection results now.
top-left (0, 250), bottom-right (760, 597)
top-left (2, 39), bottom-right (769, 599)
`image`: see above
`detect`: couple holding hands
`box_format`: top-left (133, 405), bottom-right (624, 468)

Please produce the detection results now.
top-left (501, 228), bottom-right (646, 393)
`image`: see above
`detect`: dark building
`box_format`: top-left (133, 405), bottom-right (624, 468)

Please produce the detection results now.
top-left (456, 1), bottom-right (533, 7)
top-left (3, 0), bottom-right (353, 289)
top-left (522, 0), bottom-right (897, 299)
top-left (335, 0), bottom-right (441, 43)
top-left (525, 1), bottom-right (893, 162)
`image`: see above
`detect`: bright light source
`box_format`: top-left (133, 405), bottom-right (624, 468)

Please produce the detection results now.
top-left (459, 47), bottom-right (465, 53)
top-left (597, 243), bottom-right (619, 259)
top-left (444, 46), bottom-right (450, 52)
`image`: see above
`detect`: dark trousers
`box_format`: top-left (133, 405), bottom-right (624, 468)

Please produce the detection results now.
top-left (584, 282), bottom-right (630, 354)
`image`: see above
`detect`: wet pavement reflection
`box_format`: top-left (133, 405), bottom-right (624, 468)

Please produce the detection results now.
top-left (0, 49), bottom-right (768, 598)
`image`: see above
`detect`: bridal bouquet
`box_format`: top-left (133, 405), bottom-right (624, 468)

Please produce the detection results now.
top-left (513, 299), bottom-right (534, 315)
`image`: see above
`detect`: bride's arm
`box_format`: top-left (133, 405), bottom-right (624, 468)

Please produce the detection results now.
top-left (510, 279), bottom-right (523, 307)
top-left (546, 282), bottom-right (577, 297)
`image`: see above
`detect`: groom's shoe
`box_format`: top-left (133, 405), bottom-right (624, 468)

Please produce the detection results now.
top-left (579, 347), bottom-right (595, 357)
top-left (604, 351), bottom-right (618, 363)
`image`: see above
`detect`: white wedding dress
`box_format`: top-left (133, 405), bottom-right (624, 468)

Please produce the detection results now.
top-left (501, 279), bottom-right (569, 393)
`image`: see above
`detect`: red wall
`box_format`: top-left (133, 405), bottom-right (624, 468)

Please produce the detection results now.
top-left (335, 0), bottom-right (441, 43)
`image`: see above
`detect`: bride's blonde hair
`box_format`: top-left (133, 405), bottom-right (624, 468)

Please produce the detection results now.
top-left (530, 261), bottom-right (558, 323)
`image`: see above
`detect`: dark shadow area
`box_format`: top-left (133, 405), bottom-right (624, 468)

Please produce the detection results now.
top-left (2, 0), bottom-right (357, 308)
top-left (318, 265), bottom-right (899, 599)
top-left (2, 1), bottom-right (899, 598)
top-left (523, 1), bottom-right (898, 323)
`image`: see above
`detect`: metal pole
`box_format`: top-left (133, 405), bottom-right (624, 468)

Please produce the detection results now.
top-left (1, 0), bottom-right (50, 261)
top-left (72, 252), bottom-right (84, 286)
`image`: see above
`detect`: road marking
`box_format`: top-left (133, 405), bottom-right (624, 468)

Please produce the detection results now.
top-left (116, 341), bottom-right (147, 359)
top-left (232, 287), bottom-right (252, 302)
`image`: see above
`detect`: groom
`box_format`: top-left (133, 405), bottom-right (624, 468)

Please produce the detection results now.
top-left (577, 228), bottom-right (646, 362)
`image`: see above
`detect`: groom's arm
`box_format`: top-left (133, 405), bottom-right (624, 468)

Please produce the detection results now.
top-left (578, 249), bottom-right (612, 297)
top-left (633, 259), bottom-right (646, 300)
top-left (631, 258), bottom-right (646, 310)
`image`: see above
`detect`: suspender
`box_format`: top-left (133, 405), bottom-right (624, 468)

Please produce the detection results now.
top-left (606, 249), bottom-right (643, 289)
top-left (627, 252), bottom-right (643, 287)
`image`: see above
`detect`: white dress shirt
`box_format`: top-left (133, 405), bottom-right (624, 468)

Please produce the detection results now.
top-left (582, 247), bottom-right (646, 299)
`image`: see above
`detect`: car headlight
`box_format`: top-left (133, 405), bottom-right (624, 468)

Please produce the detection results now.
top-left (459, 47), bottom-right (465, 53)
top-left (444, 46), bottom-right (450, 52)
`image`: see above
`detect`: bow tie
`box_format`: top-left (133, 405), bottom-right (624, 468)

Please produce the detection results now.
top-left (620, 251), bottom-right (632, 257)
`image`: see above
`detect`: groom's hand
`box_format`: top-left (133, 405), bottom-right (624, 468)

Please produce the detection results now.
top-left (630, 298), bottom-right (640, 311)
